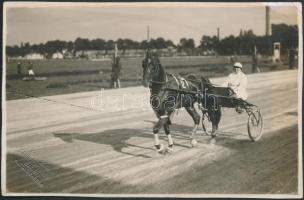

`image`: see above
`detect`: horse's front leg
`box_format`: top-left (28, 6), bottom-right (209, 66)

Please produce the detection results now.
top-left (163, 113), bottom-right (174, 152)
top-left (208, 108), bottom-right (222, 137)
top-left (185, 107), bottom-right (200, 147)
top-left (153, 114), bottom-right (166, 134)
top-left (153, 113), bottom-right (168, 153)
top-left (153, 113), bottom-right (174, 153)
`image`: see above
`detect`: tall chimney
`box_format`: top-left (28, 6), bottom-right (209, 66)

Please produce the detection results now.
top-left (147, 25), bottom-right (150, 41)
top-left (217, 27), bottom-right (220, 41)
top-left (266, 6), bottom-right (271, 36)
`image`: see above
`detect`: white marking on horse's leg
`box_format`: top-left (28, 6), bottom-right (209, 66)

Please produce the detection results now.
top-left (190, 138), bottom-right (198, 147)
top-left (190, 124), bottom-right (199, 147)
top-left (160, 115), bottom-right (168, 119)
top-left (154, 134), bottom-right (165, 153)
top-left (154, 134), bottom-right (160, 146)
top-left (167, 134), bottom-right (173, 146)
top-left (191, 124), bottom-right (199, 138)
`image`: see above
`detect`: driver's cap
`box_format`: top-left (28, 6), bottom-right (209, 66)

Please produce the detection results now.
top-left (233, 62), bottom-right (243, 69)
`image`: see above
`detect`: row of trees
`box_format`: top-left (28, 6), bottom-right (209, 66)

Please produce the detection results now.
top-left (200, 24), bottom-right (298, 55)
top-left (6, 38), bottom-right (178, 57)
top-left (6, 24), bottom-right (298, 57)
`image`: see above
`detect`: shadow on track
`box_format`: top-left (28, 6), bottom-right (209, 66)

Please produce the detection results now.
top-left (53, 128), bottom-right (157, 158)
top-left (53, 120), bottom-right (254, 159)
top-left (52, 124), bottom-right (196, 158)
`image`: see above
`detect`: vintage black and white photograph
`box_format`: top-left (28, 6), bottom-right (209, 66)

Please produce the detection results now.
top-left (2, 2), bottom-right (303, 197)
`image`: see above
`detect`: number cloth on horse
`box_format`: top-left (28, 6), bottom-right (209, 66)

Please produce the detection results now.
top-left (166, 74), bottom-right (199, 91)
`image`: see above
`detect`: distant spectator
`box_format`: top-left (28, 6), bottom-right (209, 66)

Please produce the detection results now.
top-left (252, 46), bottom-right (260, 73)
top-left (27, 62), bottom-right (35, 79)
top-left (229, 52), bottom-right (238, 64)
top-left (17, 62), bottom-right (21, 75)
top-left (111, 55), bottom-right (121, 88)
top-left (288, 48), bottom-right (297, 69)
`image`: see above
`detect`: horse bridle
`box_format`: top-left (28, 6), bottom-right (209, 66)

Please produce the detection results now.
top-left (144, 56), bottom-right (168, 87)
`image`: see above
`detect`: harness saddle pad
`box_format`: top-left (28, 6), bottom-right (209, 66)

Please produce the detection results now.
top-left (167, 74), bottom-right (191, 90)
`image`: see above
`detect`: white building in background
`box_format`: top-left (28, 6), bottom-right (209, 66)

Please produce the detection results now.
top-left (52, 51), bottom-right (64, 59)
top-left (272, 42), bottom-right (281, 63)
top-left (25, 53), bottom-right (44, 60)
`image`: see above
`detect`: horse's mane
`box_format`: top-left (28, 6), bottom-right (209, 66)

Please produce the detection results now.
top-left (186, 74), bottom-right (199, 82)
top-left (201, 76), bottom-right (211, 84)
top-left (152, 54), bottom-right (162, 67)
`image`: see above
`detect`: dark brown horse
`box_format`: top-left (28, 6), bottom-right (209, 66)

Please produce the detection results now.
top-left (142, 52), bottom-right (207, 153)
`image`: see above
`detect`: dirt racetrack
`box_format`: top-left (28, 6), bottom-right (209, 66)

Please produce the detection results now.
top-left (4, 69), bottom-right (300, 196)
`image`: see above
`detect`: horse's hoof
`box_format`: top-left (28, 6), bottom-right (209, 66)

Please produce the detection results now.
top-left (166, 145), bottom-right (174, 153)
top-left (211, 130), bottom-right (217, 138)
top-left (190, 139), bottom-right (198, 147)
top-left (155, 144), bottom-right (165, 154)
top-left (208, 137), bottom-right (217, 145)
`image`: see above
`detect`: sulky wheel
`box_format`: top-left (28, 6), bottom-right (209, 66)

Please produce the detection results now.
top-left (247, 108), bottom-right (263, 141)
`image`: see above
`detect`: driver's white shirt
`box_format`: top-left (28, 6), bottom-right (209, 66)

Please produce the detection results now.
top-left (222, 71), bottom-right (248, 100)
top-left (28, 69), bottom-right (35, 76)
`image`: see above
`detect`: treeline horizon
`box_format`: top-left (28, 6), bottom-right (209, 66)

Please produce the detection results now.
top-left (6, 23), bottom-right (298, 57)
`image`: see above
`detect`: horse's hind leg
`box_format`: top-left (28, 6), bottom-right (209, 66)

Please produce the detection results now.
top-left (214, 108), bottom-right (222, 131)
top-left (163, 119), bottom-right (171, 145)
top-left (185, 106), bottom-right (200, 147)
top-left (209, 108), bottom-right (222, 137)
top-left (163, 110), bottom-right (174, 135)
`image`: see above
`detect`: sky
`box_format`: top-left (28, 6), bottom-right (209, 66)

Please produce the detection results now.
top-left (4, 2), bottom-right (300, 46)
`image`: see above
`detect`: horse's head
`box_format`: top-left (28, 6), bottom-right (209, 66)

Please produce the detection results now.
top-left (142, 52), bottom-right (162, 87)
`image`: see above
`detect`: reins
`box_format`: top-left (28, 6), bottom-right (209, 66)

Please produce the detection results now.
top-left (149, 72), bottom-right (168, 86)
top-left (149, 80), bottom-right (167, 85)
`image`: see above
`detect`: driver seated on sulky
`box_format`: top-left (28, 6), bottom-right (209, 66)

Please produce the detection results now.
top-left (222, 62), bottom-right (248, 113)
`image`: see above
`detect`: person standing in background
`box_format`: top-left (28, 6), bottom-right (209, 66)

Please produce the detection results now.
top-left (288, 48), bottom-right (297, 69)
top-left (17, 62), bottom-right (22, 75)
top-left (252, 46), bottom-right (260, 73)
top-left (27, 61), bottom-right (35, 80)
top-left (111, 44), bottom-right (121, 88)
